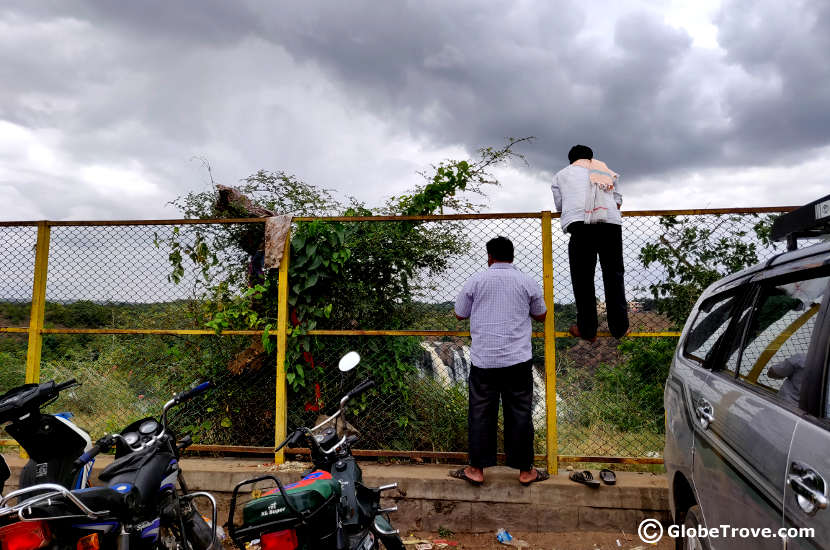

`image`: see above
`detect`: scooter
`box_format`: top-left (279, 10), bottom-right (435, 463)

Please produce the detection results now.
top-left (0, 381), bottom-right (218, 550)
top-left (0, 379), bottom-right (94, 490)
top-left (228, 352), bottom-right (404, 550)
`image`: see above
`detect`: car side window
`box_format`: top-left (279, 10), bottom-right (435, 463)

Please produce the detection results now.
top-left (735, 274), bottom-right (829, 404)
top-left (684, 292), bottom-right (739, 364)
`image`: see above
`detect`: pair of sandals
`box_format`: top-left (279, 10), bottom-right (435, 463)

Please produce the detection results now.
top-left (569, 468), bottom-right (616, 487)
top-left (449, 467), bottom-right (550, 487)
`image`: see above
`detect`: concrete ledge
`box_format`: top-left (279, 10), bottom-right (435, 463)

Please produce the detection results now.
top-left (2, 455), bottom-right (669, 533)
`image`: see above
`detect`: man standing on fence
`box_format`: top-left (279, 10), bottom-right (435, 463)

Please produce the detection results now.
top-left (450, 236), bottom-right (549, 486)
top-left (551, 144), bottom-right (629, 342)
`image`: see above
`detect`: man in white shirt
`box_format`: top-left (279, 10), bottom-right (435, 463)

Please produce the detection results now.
top-left (551, 144), bottom-right (629, 341)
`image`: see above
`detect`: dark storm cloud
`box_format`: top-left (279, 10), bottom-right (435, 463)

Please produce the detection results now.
top-left (245, 0), bottom-right (830, 178)
top-left (2, 0), bottom-right (829, 222)
top-left (267, 3), bottom-right (702, 176)
top-left (715, 0), bottom-right (830, 158)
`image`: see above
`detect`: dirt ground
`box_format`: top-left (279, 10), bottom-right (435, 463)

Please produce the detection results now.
top-left (409, 531), bottom-right (674, 550)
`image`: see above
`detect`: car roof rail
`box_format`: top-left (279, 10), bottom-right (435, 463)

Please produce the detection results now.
top-left (770, 194), bottom-right (830, 251)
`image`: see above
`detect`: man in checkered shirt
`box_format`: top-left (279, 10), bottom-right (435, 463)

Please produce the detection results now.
top-left (449, 236), bottom-right (550, 486)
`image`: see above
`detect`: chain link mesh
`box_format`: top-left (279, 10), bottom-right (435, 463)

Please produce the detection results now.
top-left (0, 226), bottom-right (36, 404)
top-left (0, 225), bottom-right (37, 327)
top-left (0, 211), bottom-right (795, 460)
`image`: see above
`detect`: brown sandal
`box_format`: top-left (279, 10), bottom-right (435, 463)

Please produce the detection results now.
top-left (569, 470), bottom-right (600, 488)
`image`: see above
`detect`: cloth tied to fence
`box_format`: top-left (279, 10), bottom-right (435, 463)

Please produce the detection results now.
top-left (264, 215), bottom-right (293, 270)
top-left (214, 185), bottom-right (292, 270)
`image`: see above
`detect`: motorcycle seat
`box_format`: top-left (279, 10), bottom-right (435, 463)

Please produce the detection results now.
top-left (242, 470), bottom-right (340, 527)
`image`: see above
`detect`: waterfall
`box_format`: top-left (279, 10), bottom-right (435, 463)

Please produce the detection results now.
top-left (417, 341), bottom-right (560, 421)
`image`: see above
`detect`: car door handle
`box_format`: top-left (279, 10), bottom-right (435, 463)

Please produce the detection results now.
top-left (788, 462), bottom-right (829, 515)
top-left (695, 400), bottom-right (714, 430)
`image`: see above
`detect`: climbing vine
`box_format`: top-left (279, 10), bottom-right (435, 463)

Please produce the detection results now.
top-left (158, 138), bottom-right (531, 420)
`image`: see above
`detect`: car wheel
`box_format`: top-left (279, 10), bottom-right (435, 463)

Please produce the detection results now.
top-left (676, 505), bottom-right (709, 550)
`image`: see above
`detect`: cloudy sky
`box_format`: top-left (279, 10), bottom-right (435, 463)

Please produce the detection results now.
top-left (2, 0), bottom-right (829, 221)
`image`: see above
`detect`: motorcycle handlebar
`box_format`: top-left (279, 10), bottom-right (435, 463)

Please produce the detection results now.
top-left (174, 381), bottom-right (212, 404)
top-left (73, 435), bottom-right (113, 469)
top-left (344, 379), bottom-right (376, 402)
top-left (54, 379), bottom-right (78, 392)
top-left (273, 380), bottom-right (375, 453)
top-left (275, 429), bottom-right (306, 452)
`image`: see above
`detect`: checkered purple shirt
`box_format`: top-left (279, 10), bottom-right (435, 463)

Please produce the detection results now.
top-left (454, 263), bottom-right (546, 368)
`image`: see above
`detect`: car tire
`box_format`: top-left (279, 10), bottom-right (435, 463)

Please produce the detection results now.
top-left (676, 505), bottom-right (710, 550)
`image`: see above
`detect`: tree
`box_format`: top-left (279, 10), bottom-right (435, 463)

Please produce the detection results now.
top-left (639, 214), bottom-right (777, 327)
top-left (158, 138), bottom-right (531, 431)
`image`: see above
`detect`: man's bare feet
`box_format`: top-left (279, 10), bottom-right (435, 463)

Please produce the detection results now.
top-left (464, 466), bottom-right (484, 483)
top-left (568, 324), bottom-right (597, 343)
top-left (449, 466), bottom-right (485, 485)
top-left (518, 468), bottom-right (550, 485)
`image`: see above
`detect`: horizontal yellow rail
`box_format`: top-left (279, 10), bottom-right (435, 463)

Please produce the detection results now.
top-left (0, 205), bottom-right (795, 228)
top-left (2, 327), bottom-right (682, 338)
top-left (558, 455), bottom-right (664, 465)
top-left (37, 328), bottom-right (264, 335)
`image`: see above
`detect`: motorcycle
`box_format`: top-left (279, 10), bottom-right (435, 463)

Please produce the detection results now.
top-left (0, 456), bottom-right (9, 495)
top-left (0, 379), bottom-right (95, 491)
top-left (0, 381), bottom-right (218, 550)
top-left (227, 352), bottom-right (404, 550)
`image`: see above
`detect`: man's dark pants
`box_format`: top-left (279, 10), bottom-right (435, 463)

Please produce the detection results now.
top-left (567, 221), bottom-right (629, 340)
top-left (468, 360), bottom-right (533, 471)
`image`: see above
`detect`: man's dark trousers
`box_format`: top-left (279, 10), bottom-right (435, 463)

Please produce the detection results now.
top-left (567, 221), bottom-right (629, 340)
top-left (468, 360), bottom-right (533, 471)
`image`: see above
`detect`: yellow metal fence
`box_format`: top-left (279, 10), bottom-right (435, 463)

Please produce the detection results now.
top-left (0, 207), bottom-right (795, 472)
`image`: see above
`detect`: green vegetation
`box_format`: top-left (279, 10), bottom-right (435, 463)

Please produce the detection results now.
top-left (156, 139), bottom-right (530, 445)
top-left (1, 302), bottom-right (264, 443)
top-left (555, 338), bottom-right (676, 459)
top-left (3, 151), bottom-right (783, 461)
top-left (640, 213), bottom-right (777, 327)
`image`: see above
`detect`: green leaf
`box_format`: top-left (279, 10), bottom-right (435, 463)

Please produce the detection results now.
top-left (307, 255), bottom-right (322, 271)
top-left (220, 417), bottom-right (232, 428)
top-left (302, 273), bottom-right (319, 290)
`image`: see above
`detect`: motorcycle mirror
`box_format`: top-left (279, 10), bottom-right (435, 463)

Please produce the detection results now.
top-left (338, 351), bottom-right (360, 372)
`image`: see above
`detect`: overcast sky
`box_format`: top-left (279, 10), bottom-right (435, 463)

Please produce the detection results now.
top-left (2, 0), bottom-right (829, 221)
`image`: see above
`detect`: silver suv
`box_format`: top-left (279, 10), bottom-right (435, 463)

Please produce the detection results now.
top-left (664, 194), bottom-right (830, 549)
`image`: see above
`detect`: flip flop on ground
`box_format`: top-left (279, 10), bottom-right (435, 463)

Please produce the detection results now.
top-left (569, 470), bottom-right (601, 488)
top-left (599, 468), bottom-right (616, 485)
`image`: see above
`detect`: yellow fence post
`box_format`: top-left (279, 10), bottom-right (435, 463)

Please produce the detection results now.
top-left (274, 232), bottom-right (291, 464)
top-left (25, 221), bottom-right (50, 384)
top-left (19, 221), bottom-right (51, 458)
top-left (541, 211), bottom-right (558, 475)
